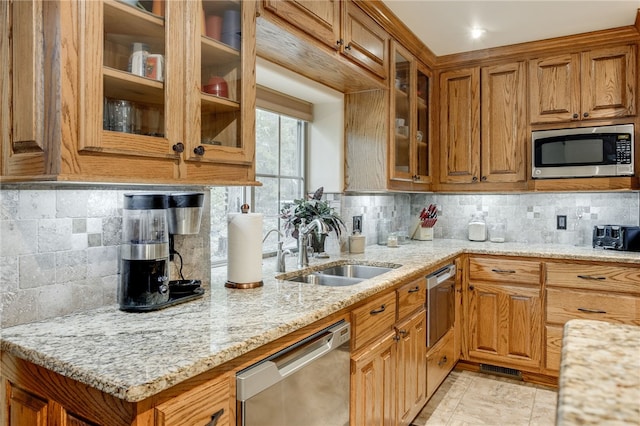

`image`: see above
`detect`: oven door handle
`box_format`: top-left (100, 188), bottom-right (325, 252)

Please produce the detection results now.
top-left (236, 321), bottom-right (350, 401)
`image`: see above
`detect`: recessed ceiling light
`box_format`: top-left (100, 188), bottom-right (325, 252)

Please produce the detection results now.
top-left (470, 27), bottom-right (485, 39)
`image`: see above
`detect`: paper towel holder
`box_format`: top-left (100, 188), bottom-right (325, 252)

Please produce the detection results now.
top-left (225, 206), bottom-right (264, 289)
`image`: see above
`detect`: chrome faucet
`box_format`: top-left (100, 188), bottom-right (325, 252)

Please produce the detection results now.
top-left (263, 229), bottom-right (290, 273)
top-left (297, 218), bottom-right (330, 268)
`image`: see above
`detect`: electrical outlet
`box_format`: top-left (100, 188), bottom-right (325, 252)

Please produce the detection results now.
top-left (353, 215), bottom-right (363, 234)
top-left (557, 215), bottom-right (567, 230)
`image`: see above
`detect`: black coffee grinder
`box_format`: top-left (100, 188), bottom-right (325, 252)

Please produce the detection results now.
top-left (118, 192), bottom-right (204, 312)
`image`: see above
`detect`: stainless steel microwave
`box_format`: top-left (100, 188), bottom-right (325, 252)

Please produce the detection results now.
top-left (532, 124), bottom-right (634, 179)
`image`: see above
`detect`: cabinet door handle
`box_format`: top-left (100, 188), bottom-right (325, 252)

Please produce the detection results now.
top-left (583, 112), bottom-right (589, 118)
top-left (438, 356), bottom-right (448, 366)
top-left (394, 327), bottom-right (408, 337)
top-left (336, 39), bottom-right (344, 47)
top-left (577, 307), bottom-right (607, 314)
top-left (194, 145), bottom-right (205, 156)
top-left (577, 275), bottom-right (606, 281)
top-left (370, 304), bottom-right (386, 315)
top-left (408, 286), bottom-right (420, 293)
top-left (344, 43), bottom-right (352, 51)
top-left (472, 176), bottom-right (478, 182)
top-left (469, 285), bottom-right (475, 291)
top-left (492, 269), bottom-right (516, 274)
top-left (572, 113), bottom-right (579, 119)
top-left (172, 142), bottom-right (184, 153)
top-left (481, 176), bottom-right (487, 181)
top-left (206, 409), bottom-right (224, 426)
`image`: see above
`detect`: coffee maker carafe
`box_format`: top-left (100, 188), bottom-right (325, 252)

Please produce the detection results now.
top-left (119, 193), bottom-right (170, 311)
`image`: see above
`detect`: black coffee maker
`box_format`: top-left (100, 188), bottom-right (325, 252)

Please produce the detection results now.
top-left (118, 192), bottom-right (204, 312)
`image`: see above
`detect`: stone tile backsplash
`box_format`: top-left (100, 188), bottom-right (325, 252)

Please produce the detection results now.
top-left (1, 187), bottom-right (638, 328)
top-left (1, 186), bottom-right (210, 328)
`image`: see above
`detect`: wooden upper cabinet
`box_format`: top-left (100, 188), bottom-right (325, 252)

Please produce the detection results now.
top-left (261, 0), bottom-right (388, 80)
top-left (439, 67), bottom-right (481, 184)
top-left (530, 45), bottom-right (636, 123)
top-left (341, 1), bottom-right (388, 79)
top-left (480, 61), bottom-right (527, 183)
top-left (263, 0), bottom-right (341, 50)
top-left (2, 0), bottom-right (256, 184)
top-left (439, 61), bottom-right (526, 187)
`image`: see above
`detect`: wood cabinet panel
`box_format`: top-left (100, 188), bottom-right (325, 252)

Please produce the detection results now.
top-left (155, 373), bottom-right (231, 426)
top-left (529, 53), bottom-right (580, 123)
top-left (426, 327), bottom-right (455, 398)
top-left (396, 277), bottom-right (426, 320)
top-left (351, 292), bottom-right (397, 350)
top-left (545, 325), bottom-right (563, 372)
top-left (546, 288), bottom-right (640, 326)
top-left (8, 385), bottom-right (48, 426)
top-left (350, 330), bottom-right (397, 426)
top-left (582, 45), bottom-right (636, 119)
top-left (439, 67), bottom-right (480, 184)
top-left (263, 0), bottom-right (341, 50)
top-left (469, 257), bottom-right (541, 285)
top-left (467, 281), bottom-right (541, 369)
top-left (546, 263), bottom-right (640, 293)
top-left (342, 1), bottom-right (388, 79)
top-left (480, 61), bottom-right (527, 183)
top-left (396, 309), bottom-right (427, 426)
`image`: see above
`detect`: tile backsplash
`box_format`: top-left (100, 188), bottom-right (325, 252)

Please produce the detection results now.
top-left (1, 187), bottom-right (639, 328)
top-left (1, 186), bottom-right (210, 328)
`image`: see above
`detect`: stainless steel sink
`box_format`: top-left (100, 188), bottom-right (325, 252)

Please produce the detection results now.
top-left (287, 273), bottom-right (364, 286)
top-left (281, 262), bottom-right (398, 286)
top-left (316, 264), bottom-right (394, 279)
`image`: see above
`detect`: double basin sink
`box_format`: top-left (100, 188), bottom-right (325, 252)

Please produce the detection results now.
top-left (280, 263), bottom-right (399, 287)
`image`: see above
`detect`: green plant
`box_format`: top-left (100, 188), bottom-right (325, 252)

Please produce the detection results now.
top-left (280, 187), bottom-right (345, 239)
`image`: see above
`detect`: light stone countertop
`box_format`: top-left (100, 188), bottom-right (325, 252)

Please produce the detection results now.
top-left (1, 239), bottom-right (638, 402)
top-left (557, 319), bottom-right (640, 425)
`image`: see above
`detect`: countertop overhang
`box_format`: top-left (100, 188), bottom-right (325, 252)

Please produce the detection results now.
top-left (1, 239), bottom-right (638, 402)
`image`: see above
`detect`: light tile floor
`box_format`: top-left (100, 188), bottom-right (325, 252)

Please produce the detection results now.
top-left (411, 370), bottom-right (558, 426)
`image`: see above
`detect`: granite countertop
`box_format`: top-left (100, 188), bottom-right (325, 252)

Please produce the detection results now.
top-left (1, 239), bottom-right (638, 403)
top-left (557, 319), bottom-right (640, 425)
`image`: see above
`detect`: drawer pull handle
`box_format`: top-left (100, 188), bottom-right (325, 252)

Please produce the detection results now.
top-left (577, 275), bottom-right (606, 281)
top-left (370, 304), bottom-right (386, 315)
top-left (408, 287), bottom-right (420, 293)
top-left (578, 308), bottom-right (607, 314)
top-left (206, 409), bottom-right (224, 426)
top-left (438, 356), bottom-right (448, 366)
top-left (492, 269), bottom-right (516, 274)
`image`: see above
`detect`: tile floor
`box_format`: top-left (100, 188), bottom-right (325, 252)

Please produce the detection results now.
top-left (411, 370), bottom-right (558, 426)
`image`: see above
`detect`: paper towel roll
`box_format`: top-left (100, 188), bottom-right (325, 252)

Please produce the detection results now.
top-left (226, 213), bottom-right (263, 288)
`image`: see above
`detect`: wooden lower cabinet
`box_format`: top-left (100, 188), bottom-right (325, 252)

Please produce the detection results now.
top-left (544, 262), bottom-right (640, 375)
top-left (155, 373), bottom-right (231, 426)
top-left (396, 309), bottom-right (427, 426)
top-left (466, 281), bottom-right (541, 370)
top-left (351, 330), bottom-right (398, 426)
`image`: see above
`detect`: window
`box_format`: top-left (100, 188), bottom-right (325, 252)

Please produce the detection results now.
top-left (252, 109), bottom-right (307, 253)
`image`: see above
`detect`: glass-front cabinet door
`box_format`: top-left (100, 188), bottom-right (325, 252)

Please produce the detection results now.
top-left (389, 40), bottom-right (431, 188)
top-left (183, 0), bottom-right (255, 167)
top-left (391, 42), bottom-right (413, 181)
top-left (79, 0), bottom-right (182, 162)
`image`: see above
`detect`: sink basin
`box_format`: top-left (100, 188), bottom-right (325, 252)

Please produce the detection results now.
top-left (316, 264), bottom-right (394, 279)
top-left (281, 262), bottom-right (399, 287)
top-left (287, 273), bottom-right (364, 286)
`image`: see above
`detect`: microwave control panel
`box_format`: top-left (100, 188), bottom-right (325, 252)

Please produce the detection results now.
top-left (616, 137), bottom-right (632, 164)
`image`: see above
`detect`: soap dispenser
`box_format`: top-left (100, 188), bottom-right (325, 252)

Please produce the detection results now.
top-left (468, 213), bottom-right (487, 241)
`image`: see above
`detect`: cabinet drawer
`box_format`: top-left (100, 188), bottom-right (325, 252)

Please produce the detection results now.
top-left (426, 328), bottom-right (455, 398)
top-left (546, 263), bottom-right (640, 293)
top-left (545, 325), bottom-right (563, 372)
top-left (469, 257), bottom-right (540, 284)
top-left (546, 288), bottom-right (640, 325)
top-left (396, 278), bottom-right (426, 320)
top-left (351, 292), bottom-right (397, 350)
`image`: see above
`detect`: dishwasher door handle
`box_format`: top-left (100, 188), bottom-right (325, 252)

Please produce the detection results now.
top-left (236, 321), bottom-right (350, 401)
top-left (427, 264), bottom-right (456, 289)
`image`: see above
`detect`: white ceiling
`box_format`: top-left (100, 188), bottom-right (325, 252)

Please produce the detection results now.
top-left (381, 0), bottom-right (640, 56)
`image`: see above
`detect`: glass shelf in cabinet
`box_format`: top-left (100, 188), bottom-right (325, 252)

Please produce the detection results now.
top-left (200, 95), bottom-right (240, 114)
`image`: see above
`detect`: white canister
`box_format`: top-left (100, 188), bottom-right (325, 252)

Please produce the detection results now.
top-left (468, 213), bottom-right (487, 241)
top-left (349, 234), bottom-right (366, 254)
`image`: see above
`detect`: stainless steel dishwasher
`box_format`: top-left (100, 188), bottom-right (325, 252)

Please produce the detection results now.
top-left (236, 321), bottom-right (351, 426)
